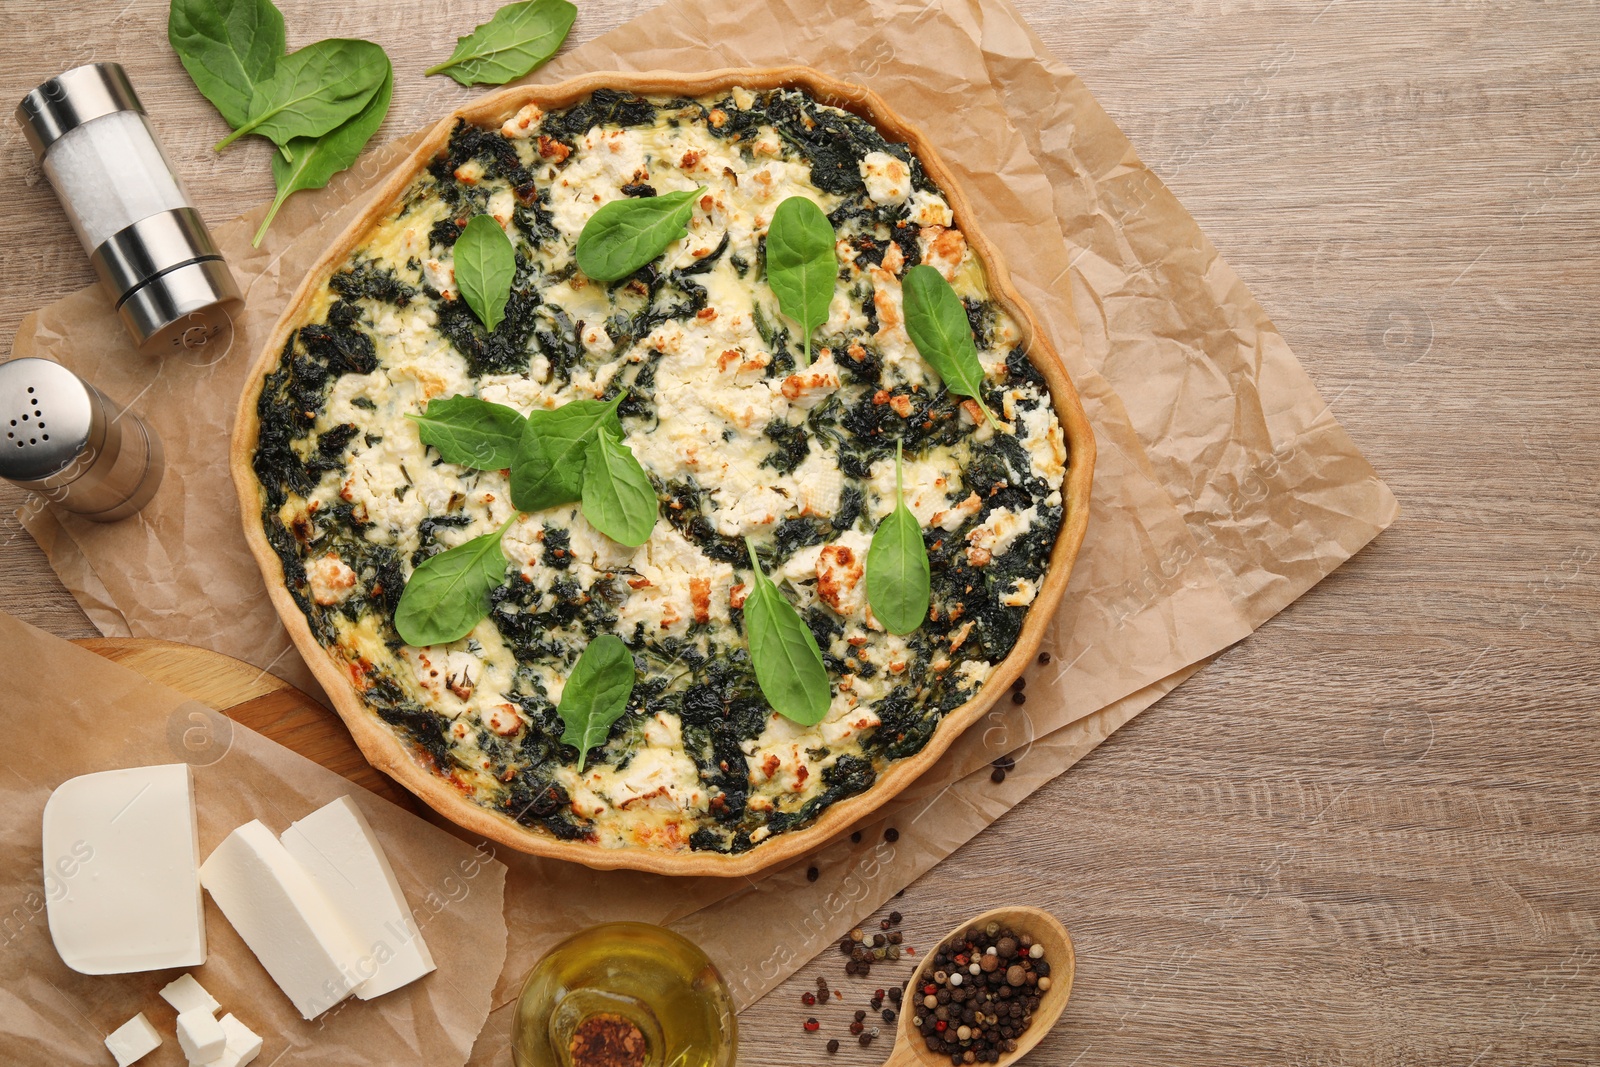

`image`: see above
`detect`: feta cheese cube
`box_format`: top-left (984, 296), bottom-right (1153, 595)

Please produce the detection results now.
top-left (198, 1014), bottom-right (262, 1067)
top-left (104, 1013), bottom-right (160, 1067)
top-left (176, 1008), bottom-right (226, 1063)
top-left (159, 972), bottom-right (220, 1016)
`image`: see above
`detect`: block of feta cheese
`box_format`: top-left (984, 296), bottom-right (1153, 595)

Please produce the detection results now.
top-left (104, 1013), bottom-right (161, 1067)
top-left (199, 820), bottom-right (365, 1019)
top-left (281, 795), bottom-right (436, 999)
top-left (159, 972), bottom-right (220, 1016)
top-left (42, 764), bottom-right (205, 974)
top-left (176, 1008), bottom-right (225, 1063)
top-left (199, 1014), bottom-right (263, 1067)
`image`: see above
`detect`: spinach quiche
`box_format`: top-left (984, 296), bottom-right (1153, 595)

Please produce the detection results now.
top-left (233, 69), bottom-right (1094, 876)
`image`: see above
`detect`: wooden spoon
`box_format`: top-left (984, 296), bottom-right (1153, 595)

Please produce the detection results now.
top-left (882, 906), bottom-right (1075, 1067)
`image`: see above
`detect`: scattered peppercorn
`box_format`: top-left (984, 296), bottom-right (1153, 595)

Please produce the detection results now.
top-left (803, 1018), bottom-right (820, 1032)
top-left (850, 831), bottom-right (862, 843)
top-left (991, 767), bottom-right (1007, 784)
top-left (883, 1008), bottom-right (897, 1023)
top-left (806, 866), bottom-right (819, 882)
top-left (858, 1033), bottom-right (873, 1047)
top-left (889, 911), bottom-right (903, 925)
top-left (881, 918), bottom-right (892, 930)
top-left (1010, 677), bottom-right (1025, 691)
top-left (991, 756), bottom-right (1015, 772)
top-left (802, 991), bottom-right (816, 1006)
top-left (1011, 691), bottom-right (1027, 705)
top-left (826, 1039), bottom-right (840, 1054)
top-left (849, 1021), bottom-right (864, 1035)
top-left (1038, 651), bottom-right (1051, 664)
top-left (854, 1010), bottom-right (867, 1023)
top-left (885, 827), bottom-right (900, 842)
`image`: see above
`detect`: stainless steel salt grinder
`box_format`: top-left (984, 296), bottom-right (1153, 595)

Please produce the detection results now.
top-left (0, 358), bottom-right (163, 521)
top-left (15, 63), bottom-right (240, 354)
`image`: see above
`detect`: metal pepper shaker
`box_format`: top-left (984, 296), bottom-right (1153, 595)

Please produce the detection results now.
top-left (15, 62), bottom-right (240, 354)
top-left (0, 358), bottom-right (163, 521)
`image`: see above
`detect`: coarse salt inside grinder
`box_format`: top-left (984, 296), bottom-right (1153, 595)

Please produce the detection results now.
top-left (15, 62), bottom-right (240, 353)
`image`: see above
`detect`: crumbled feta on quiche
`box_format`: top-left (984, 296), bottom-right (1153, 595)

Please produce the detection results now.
top-left (252, 87), bottom-right (1068, 855)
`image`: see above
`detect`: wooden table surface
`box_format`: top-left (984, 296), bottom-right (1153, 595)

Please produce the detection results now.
top-left (4, 2), bottom-right (1598, 1064)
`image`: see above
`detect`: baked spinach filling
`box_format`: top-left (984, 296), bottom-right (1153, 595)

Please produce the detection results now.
top-left (253, 86), bottom-right (1067, 853)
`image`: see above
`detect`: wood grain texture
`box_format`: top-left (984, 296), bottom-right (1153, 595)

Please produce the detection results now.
top-left (75, 637), bottom-right (421, 810)
top-left (3, 2), bottom-right (1598, 1065)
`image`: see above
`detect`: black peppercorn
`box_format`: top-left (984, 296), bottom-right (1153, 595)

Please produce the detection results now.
top-left (1010, 677), bottom-right (1025, 691)
top-left (1011, 692), bottom-right (1026, 705)
top-left (1038, 652), bottom-right (1051, 664)
top-left (889, 910), bottom-right (903, 924)
top-left (859, 1033), bottom-right (873, 1047)
top-left (885, 827), bottom-right (900, 842)
top-left (883, 1008), bottom-right (897, 1023)
top-left (850, 831), bottom-right (862, 843)
top-left (991, 767), bottom-right (1006, 784)
top-left (855, 1010), bottom-right (867, 1023)
top-left (807, 866), bottom-right (819, 882)
top-left (826, 1039), bottom-right (840, 1054)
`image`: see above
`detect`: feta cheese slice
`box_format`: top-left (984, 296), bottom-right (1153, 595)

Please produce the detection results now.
top-left (199, 820), bottom-right (365, 1019)
top-left (159, 973), bottom-right (220, 1016)
top-left (176, 1008), bottom-right (225, 1063)
top-left (198, 1014), bottom-right (262, 1067)
top-left (280, 795), bottom-right (436, 1000)
top-left (104, 1013), bottom-right (161, 1067)
top-left (42, 764), bottom-right (206, 974)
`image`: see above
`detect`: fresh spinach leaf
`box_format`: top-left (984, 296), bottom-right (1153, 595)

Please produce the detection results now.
top-left (509, 394), bottom-right (624, 512)
top-left (901, 264), bottom-right (999, 430)
top-left (393, 522), bottom-right (510, 647)
top-left (455, 214), bottom-right (517, 331)
top-left (576, 187), bottom-right (704, 282)
top-left (742, 538), bottom-right (831, 726)
top-left (766, 195), bottom-right (835, 367)
top-left (425, 0), bottom-right (576, 87)
top-left (557, 634), bottom-right (635, 771)
top-left (168, 0), bottom-right (285, 129)
top-left (865, 441), bottom-right (930, 634)
top-left (407, 393), bottom-right (524, 470)
top-left (253, 62), bottom-right (391, 247)
top-left (214, 37), bottom-right (388, 153)
top-left (581, 428), bottom-right (657, 547)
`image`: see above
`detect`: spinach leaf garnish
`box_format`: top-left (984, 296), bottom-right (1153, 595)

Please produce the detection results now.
top-left (455, 215), bottom-right (517, 331)
top-left (576, 187), bottom-right (704, 282)
top-left (168, 0), bottom-right (285, 129)
top-left (742, 538), bottom-right (831, 726)
top-left (393, 522), bottom-right (511, 647)
top-left (509, 394), bottom-right (624, 512)
top-left (425, 0), bottom-right (576, 87)
top-left (254, 63), bottom-right (391, 247)
top-left (557, 634), bottom-right (636, 771)
top-left (865, 441), bottom-right (930, 635)
top-left (213, 38), bottom-right (389, 155)
top-left (408, 394), bottom-right (524, 470)
top-left (901, 264), bottom-right (1000, 430)
top-left (766, 196), bottom-right (836, 367)
top-left (581, 428), bottom-right (658, 548)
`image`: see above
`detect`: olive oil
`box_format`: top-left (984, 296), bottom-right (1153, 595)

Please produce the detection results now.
top-left (512, 923), bottom-right (737, 1067)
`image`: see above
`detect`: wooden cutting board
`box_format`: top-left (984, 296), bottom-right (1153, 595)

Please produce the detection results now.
top-left (75, 637), bottom-right (419, 812)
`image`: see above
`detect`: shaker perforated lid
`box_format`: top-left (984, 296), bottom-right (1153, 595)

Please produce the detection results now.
top-left (0, 358), bottom-right (100, 482)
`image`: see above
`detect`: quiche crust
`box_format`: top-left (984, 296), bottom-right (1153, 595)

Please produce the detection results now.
top-left (231, 68), bottom-right (1095, 877)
